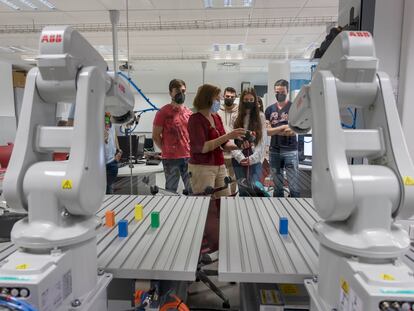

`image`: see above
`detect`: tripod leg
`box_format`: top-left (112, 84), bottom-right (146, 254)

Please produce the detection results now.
top-left (196, 270), bottom-right (230, 308)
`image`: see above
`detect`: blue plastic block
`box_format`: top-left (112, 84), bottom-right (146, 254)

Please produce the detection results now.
top-left (118, 220), bottom-right (128, 238)
top-left (279, 217), bottom-right (288, 236)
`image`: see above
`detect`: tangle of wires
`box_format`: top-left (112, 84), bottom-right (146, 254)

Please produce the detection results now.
top-left (341, 107), bottom-right (358, 129)
top-left (0, 295), bottom-right (37, 311)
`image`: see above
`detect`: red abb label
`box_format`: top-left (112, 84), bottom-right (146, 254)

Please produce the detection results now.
top-left (349, 31), bottom-right (371, 38)
top-left (41, 34), bottom-right (63, 43)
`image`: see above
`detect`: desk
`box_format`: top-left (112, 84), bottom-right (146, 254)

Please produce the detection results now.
top-left (116, 163), bottom-right (164, 195)
top-left (297, 169), bottom-right (312, 197)
top-left (0, 195), bottom-right (210, 281)
top-left (0, 241), bottom-right (16, 262)
top-left (219, 197), bottom-right (320, 284)
top-left (219, 197), bottom-right (414, 286)
top-left (299, 163), bottom-right (312, 171)
top-left (117, 163), bottom-right (163, 177)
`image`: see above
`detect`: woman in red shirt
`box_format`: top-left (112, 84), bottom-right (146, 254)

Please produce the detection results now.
top-left (188, 84), bottom-right (246, 197)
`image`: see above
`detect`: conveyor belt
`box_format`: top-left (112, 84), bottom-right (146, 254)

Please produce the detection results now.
top-left (0, 195), bottom-right (210, 281)
top-left (0, 241), bottom-right (16, 262)
top-left (219, 197), bottom-right (320, 283)
top-left (403, 243), bottom-right (414, 271)
top-left (96, 195), bottom-right (210, 281)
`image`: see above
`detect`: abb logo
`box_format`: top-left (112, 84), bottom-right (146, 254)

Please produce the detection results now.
top-left (41, 34), bottom-right (62, 43)
top-left (118, 83), bottom-right (126, 94)
top-left (349, 31), bottom-right (371, 38)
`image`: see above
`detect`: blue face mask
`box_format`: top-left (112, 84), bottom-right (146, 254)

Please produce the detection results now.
top-left (211, 100), bottom-right (221, 113)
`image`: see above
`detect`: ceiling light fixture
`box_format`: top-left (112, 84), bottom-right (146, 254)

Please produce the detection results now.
top-left (243, 0), bottom-right (252, 7)
top-left (203, 0), bottom-right (212, 9)
top-left (18, 0), bottom-right (37, 9)
top-left (36, 0), bottom-right (55, 9)
top-left (21, 55), bottom-right (37, 62)
top-left (0, 0), bottom-right (20, 10)
top-left (220, 62), bottom-right (238, 67)
top-left (0, 46), bottom-right (15, 53)
top-left (9, 45), bottom-right (27, 52)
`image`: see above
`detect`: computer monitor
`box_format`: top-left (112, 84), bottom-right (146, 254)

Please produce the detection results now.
top-left (303, 135), bottom-right (312, 157)
top-left (144, 138), bottom-right (154, 151)
top-left (117, 135), bottom-right (138, 163)
top-left (136, 135), bottom-right (145, 159)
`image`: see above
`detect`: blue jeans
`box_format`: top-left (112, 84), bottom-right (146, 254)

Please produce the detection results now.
top-left (106, 160), bottom-right (119, 194)
top-left (232, 159), bottom-right (262, 197)
top-left (269, 150), bottom-right (300, 197)
top-left (162, 158), bottom-right (192, 194)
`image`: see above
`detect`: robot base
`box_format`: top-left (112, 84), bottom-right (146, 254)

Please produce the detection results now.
top-left (0, 240), bottom-right (112, 311)
top-left (66, 273), bottom-right (112, 311)
top-left (304, 250), bottom-right (414, 311)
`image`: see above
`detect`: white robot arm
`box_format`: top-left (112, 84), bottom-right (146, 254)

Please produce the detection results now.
top-left (0, 26), bottom-right (134, 311)
top-left (289, 31), bottom-right (414, 310)
top-left (4, 26), bottom-right (134, 218)
top-left (290, 31), bottom-right (414, 222)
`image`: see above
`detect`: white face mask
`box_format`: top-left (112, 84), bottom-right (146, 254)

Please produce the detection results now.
top-left (211, 100), bottom-right (221, 113)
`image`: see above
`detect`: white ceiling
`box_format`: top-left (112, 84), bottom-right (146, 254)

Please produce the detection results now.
top-left (0, 0), bottom-right (338, 72)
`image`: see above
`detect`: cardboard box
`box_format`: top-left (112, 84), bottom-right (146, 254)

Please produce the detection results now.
top-left (12, 71), bottom-right (27, 88)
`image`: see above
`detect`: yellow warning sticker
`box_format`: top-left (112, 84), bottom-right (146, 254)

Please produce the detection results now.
top-left (280, 284), bottom-right (299, 295)
top-left (403, 176), bottom-right (414, 186)
top-left (15, 264), bottom-right (29, 270)
top-left (340, 277), bottom-right (349, 294)
top-left (259, 289), bottom-right (282, 305)
top-left (61, 179), bottom-right (73, 190)
top-left (381, 273), bottom-right (395, 281)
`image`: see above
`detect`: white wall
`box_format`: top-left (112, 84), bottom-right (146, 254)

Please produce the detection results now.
top-left (0, 61), bottom-right (15, 117)
top-left (338, 0), bottom-right (361, 27)
top-left (0, 61), bottom-right (17, 145)
top-left (398, 0), bottom-right (414, 158)
top-left (373, 0), bottom-right (404, 98)
top-left (267, 61), bottom-right (290, 107)
top-left (128, 70), bottom-right (268, 133)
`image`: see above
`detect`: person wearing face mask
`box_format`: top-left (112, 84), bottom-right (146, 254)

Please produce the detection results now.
top-left (152, 79), bottom-right (192, 194)
top-left (265, 79), bottom-right (300, 197)
top-left (187, 84), bottom-right (248, 197)
top-left (217, 87), bottom-right (239, 195)
top-left (104, 112), bottom-right (122, 194)
top-left (231, 88), bottom-right (267, 196)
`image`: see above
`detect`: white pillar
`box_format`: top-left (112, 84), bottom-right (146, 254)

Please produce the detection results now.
top-left (372, 0), bottom-right (404, 99)
top-left (0, 61), bottom-right (17, 145)
top-left (266, 61), bottom-right (290, 108)
top-left (398, 0), bottom-right (414, 159)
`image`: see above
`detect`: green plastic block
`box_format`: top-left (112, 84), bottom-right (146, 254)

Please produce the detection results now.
top-left (151, 212), bottom-right (160, 228)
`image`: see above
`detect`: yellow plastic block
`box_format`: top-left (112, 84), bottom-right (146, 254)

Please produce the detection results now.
top-left (135, 204), bottom-right (143, 221)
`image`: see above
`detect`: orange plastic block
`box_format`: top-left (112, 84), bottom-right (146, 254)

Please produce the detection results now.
top-left (105, 210), bottom-right (115, 227)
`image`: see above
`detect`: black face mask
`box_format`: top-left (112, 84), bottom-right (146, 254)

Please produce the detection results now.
top-left (174, 92), bottom-right (185, 104)
top-left (224, 98), bottom-right (235, 107)
top-left (276, 93), bottom-right (287, 103)
top-left (243, 101), bottom-right (256, 110)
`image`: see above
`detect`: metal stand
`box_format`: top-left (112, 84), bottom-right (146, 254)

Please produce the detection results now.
top-left (195, 263), bottom-right (230, 309)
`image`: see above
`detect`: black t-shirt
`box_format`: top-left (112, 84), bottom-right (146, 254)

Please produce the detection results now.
top-left (265, 101), bottom-right (298, 152)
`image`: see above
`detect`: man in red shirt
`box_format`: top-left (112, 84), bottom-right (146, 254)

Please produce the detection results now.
top-left (153, 79), bottom-right (192, 193)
